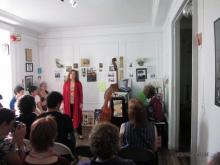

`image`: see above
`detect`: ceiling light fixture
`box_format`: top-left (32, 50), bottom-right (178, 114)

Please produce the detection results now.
top-left (60, 0), bottom-right (78, 8)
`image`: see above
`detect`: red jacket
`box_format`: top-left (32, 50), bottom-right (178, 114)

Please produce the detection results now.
top-left (63, 80), bottom-right (83, 128)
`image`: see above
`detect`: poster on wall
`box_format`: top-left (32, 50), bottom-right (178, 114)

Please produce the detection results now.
top-left (136, 68), bottom-right (147, 82)
top-left (25, 48), bottom-right (32, 62)
top-left (108, 71), bottom-right (116, 83)
top-left (214, 18), bottom-right (220, 106)
top-left (73, 63), bottom-right (78, 69)
top-left (87, 68), bottom-right (97, 82)
top-left (66, 66), bottom-right (72, 72)
top-left (80, 58), bottom-right (90, 67)
top-left (81, 68), bottom-right (86, 77)
top-left (25, 75), bottom-right (33, 91)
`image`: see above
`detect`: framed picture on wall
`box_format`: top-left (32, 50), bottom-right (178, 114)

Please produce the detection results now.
top-left (136, 68), bottom-right (147, 82)
top-left (25, 48), bottom-right (32, 62)
top-left (25, 75), bottom-right (33, 91)
top-left (26, 63), bottom-right (33, 72)
top-left (214, 18), bottom-right (220, 106)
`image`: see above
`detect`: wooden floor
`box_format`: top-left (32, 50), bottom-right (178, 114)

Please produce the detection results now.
top-left (76, 126), bottom-right (190, 165)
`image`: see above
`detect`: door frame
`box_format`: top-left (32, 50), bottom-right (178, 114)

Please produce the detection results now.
top-left (171, 0), bottom-right (198, 164)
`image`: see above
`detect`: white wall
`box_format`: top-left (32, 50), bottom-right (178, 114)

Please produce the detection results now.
top-left (0, 23), bottom-right (39, 95)
top-left (39, 26), bottom-right (163, 111)
top-left (196, 0), bottom-right (220, 164)
top-left (163, 0), bottom-right (220, 164)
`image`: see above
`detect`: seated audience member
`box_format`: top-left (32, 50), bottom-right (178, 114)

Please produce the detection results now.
top-left (209, 152), bottom-right (220, 165)
top-left (38, 91), bottom-right (76, 153)
top-left (0, 94), bottom-right (3, 108)
top-left (38, 81), bottom-right (49, 111)
top-left (16, 95), bottom-right (37, 139)
top-left (23, 116), bottom-right (69, 165)
top-left (28, 86), bottom-right (43, 115)
top-left (137, 90), bottom-right (148, 107)
top-left (0, 108), bottom-right (26, 165)
top-left (143, 85), bottom-right (164, 122)
top-left (120, 98), bottom-right (157, 151)
top-left (78, 122), bottom-right (135, 165)
top-left (9, 86), bottom-right (24, 111)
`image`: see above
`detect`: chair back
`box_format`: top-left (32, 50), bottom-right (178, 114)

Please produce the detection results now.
top-left (118, 148), bottom-right (155, 165)
top-left (75, 145), bottom-right (93, 158)
top-left (53, 142), bottom-right (77, 164)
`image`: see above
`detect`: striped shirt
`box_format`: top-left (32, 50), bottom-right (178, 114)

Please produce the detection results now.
top-left (120, 121), bottom-right (155, 150)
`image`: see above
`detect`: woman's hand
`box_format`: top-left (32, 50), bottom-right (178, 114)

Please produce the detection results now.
top-left (80, 103), bottom-right (83, 109)
top-left (13, 123), bottom-right (26, 146)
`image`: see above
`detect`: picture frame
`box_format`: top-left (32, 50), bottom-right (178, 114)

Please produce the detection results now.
top-left (80, 58), bottom-right (90, 67)
top-left (214, 18), bottom-right (220, 106)
top-left (136, 68), bottom-right (147, 82)
top-left (25, 48), bottom-right (32, 62)
top-left (25, 75), bottom-right (33, 91)
top-left (26, 63), bottom-right (33, 72)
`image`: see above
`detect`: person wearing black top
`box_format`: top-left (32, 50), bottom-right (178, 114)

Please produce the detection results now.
top-left (38, 91), bottom-right (76, 154)
top-left (16, 95), bottom-right (37, 139)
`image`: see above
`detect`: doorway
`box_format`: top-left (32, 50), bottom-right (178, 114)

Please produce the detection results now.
top-left (0, 28), bottom-right (13, 108)
top-left (172, 0), bottom-right (193, 153)
top-left (179, 15), bottom-right (192, 152)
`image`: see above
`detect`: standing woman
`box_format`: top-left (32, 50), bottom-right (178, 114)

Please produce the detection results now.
top-left (63, 69), bottom-right (83, 139)
top-left (38, 81), bottom-right (49, 111)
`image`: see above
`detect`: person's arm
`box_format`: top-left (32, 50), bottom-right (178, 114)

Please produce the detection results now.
top-left (79, 82), bottom-right (83, 109)
top-left (154, 126), bottom-right (158, 151)
top-left (5, 123), bottom-right (27, 165)
top-left (119, 123), bottom-right (125, 147)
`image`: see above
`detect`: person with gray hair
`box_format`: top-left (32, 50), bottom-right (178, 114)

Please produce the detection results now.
top-left (78, 122), bottom-right (135, 165)
top-left (209, 152), bottom-right (220, 165)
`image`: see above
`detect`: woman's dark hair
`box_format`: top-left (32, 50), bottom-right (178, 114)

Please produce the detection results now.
top-left (89, 122), bottom-right (119, 160)
top-left (143, 85), bottom-right (155, 99)
top-left (128, 98), bottom-right (147, 127)
top-left (18, 95), bottom-right (36, 114)
top-left (14, 85), bottom-right (24, 95)
top-left (28, 86), bottom-right (38, 94)
top-left (0, 108), bottom-right (15, 125)
top-left (47, 91), bottom-right (63, 109)
top-left (67, 69), bottom-right (79, 82)
top-left (30, 116), bottom-right (57, 152)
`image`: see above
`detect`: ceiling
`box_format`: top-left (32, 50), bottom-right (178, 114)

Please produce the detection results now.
top-left (0, 0), bottom-right (173, 33)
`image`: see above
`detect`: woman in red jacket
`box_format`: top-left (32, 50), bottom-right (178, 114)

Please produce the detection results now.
top-left (63, 69), bottom-right (83, 139)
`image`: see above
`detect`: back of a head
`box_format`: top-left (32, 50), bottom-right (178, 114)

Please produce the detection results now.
top-left (28, 86), bottom-right (38, 94)
top-left (209, 152), bottom-right (220, 165)
top-left (0, 108), bottom-right (15, 125)
top-left (47, 91), bottom-right (63, 109)
top-left (18, 95), bottom-right (36, 115)
top-left (40, 81), bottom-right (47, 88)
top-left (14, 85), bottom-right (24, 95)
top-left (143, 85), bottom-right (155, 99)
top-left (128, 98), bottom-right (147, 126)
top-left (30, 116), bottom-right (57, 152)
top-left (89, 122), bottom-right (119, 160)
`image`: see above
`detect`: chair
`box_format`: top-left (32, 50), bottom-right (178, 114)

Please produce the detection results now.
top-left (53, 142), bottom-right (77, 165)
top-left (118, 148), bottom-right (156, 165)
top-left (75, 145), bottom-right (93, 158)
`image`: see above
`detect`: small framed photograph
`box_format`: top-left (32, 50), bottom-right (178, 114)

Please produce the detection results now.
top-left (25, 75), bottom-right (33, 91)
top-left (25, 48), bottom-right (32, 62)
top-left (136, 68), bottom-right (147, 82)
top-left (26, 63), bottom-right (33, 72)
top-left (73, 63), bottom-right (78, 69)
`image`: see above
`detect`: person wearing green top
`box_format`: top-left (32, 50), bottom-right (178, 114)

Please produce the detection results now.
top-left (137, 90), bottom-right (149, 106)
